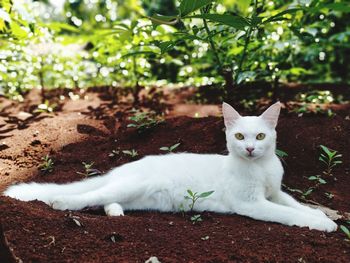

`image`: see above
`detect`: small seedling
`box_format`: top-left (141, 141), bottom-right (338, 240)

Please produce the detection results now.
top-left (67, 213), bottom-right (83, 227)
top-left (160, 143), bottom-right (181, 153)
top-left (108, 149), bottom-right (120, 158)
top-left (301, 187), bottom-right (314, 199)
top-left (190, 214), bottom-right (203, 224)
top-left (39, 155), bottom-right (54, 173)
top-left (282, 184), bottom-right (313, 199)
top-left (308, 175), bottom-right (327, 185)
top-left (319, 145), bottom-right (342, 177)
top-left (306, 175), bottom-right (325, 196)
top-left (325, 192), bottom-right (334, 199)
top-left (127, 110), bottom-right (163, 133)
top-left (77, 162), bottom-right (102, 177)
top-left (122, 149), bottom-right (138, 158)
top-left (34, 100), bottom-right (57, 114)
top-left (340, 225), bottom-right (350, 240)
top-left (184, 189), bottom-right (215, 212)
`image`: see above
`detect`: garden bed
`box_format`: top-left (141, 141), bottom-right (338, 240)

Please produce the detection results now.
top-left (0, 87), bottom-right (349, 262)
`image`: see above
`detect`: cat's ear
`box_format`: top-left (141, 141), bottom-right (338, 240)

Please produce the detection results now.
top-left (260, 102), bottom-right (281, 128)
top-left (222, 102), bottom-right (241, 129)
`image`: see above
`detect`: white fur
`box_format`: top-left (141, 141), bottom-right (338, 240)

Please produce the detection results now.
top-left (3, 102), bottom-right (337, 232)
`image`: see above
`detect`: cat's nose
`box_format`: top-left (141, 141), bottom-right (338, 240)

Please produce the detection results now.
top-left (246, 147), bottom-right (255, 154)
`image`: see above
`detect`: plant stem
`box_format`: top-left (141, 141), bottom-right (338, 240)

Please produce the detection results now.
top-left (39, 60), bottom-right (45, 102)
top-left (132, 55), bottom-right (139, 87)
top-left (132, 54), bottom-right (141, 105)
top-left (201, 7), bottom-right (223, 73)
top-left (201, 6), bottom-right (234, 101)
top-left (234, 0), bottom-right (258, 84)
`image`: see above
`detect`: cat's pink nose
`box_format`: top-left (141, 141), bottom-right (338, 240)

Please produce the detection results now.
top-left (246, 147), bottom-right (254, 154)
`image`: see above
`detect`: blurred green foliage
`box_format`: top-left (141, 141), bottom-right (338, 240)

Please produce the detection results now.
top-left (0, 0), bottom-right (349, 101)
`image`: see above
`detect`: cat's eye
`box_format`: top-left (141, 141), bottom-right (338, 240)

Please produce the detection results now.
top-left (235, 133), bottom-right (244, 140)
top-left (256, 133), bottom-right (266, 140)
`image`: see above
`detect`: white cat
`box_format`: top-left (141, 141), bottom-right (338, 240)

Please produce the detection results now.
top-left (3, 102), bottom-right (337, 232)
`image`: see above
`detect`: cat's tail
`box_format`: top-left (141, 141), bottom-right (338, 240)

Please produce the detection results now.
top-left (3, 176), bottom-right (108, 205)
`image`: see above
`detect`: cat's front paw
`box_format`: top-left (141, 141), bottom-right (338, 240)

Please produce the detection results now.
top-left (308, 218), bottom-right (337, 232)
top-left (50, 196), bottom-right (82, 211)
top-left (104, 203), bottom-right (124, 216)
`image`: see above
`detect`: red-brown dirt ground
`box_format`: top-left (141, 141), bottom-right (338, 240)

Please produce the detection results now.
top-left (0, 87), bottom-right (349, 262)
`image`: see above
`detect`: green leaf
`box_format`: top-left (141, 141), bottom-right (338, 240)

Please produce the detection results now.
top-left (179, 0), bottom-right (214, 17)
top-left (324, 3), bottom-right (350, 12)
top-left (263, 8), bottom-right (302, 24)
top-left (10, 21), bottom-right (27, 38)
top-left (198, 190), bottom-right (215, 198)
top-left (174, 31), bottom-right (204, 41)
top-left (289, 67), bottom-right (309, 76)
top-left (158, 41), bottom-right (177, 54)
top-left (159, 147), bottom-right (169, 151)
top-left (308, 176), bottom-right (317, 180)
top-left (46, 22), bottom-right (79, 33)
top-left (236, 71), bottom-right (256, 84)
top-left (170, 143), bottom-right (181, 151)
top-left (187, 189), bottom-right (194, 197)
top-left (112, 22), bottom-right (130, 30)
top-left (303, 188), bottom-right (313, 196)
top-left (293, 189), bottom-right (303, 194)
top-left (275, 149), bottom-right (288, 158)
top-left (228, 46), bottom-right (244, 56)
top-left (340, 225), bottom-right (350, 238)
top-left (310, 3), bottom-right (350, 13)
top-left (249, 15), bottom-right (262, 27)
top-left (328, 150), bottom-right (337, 159)
top-left (319, 154), bottom-right (326, 159)
top-left (148, 14), bottom-right (178, 28)
top-left (186, 14), bottom-right (249, 30)
top-left (319, 178), bottom-right (327, 184)
top-left (320, 145), bottom-right (333, 157)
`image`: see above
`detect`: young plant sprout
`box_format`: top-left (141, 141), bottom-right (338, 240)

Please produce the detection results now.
top-left (308, 175), bottom-right (327, 185)
top-left (190, 214), bottom-right (203, 224)
top-left (325, 192), bottom-right (334, 199)
top-left (184, 189), bottom-right (214, 225)
top-left (185, 189), bottom-right (214, 212)
top-left (122, 149), bottom-right (138, 158)
top-left (39, 155), bottom-right (54, 173)
top-left (77, 162), bottom-right (102, 177)
top-left (127, 110), bottom-right (163, 133)
top-left (282, 184), bottom-right (313, 200)
top-left (108, 149), bottom-right (120, 158)
top-left (34, 100), bottom-right (57, 114)
top-left (159, 143), bottom-right (181, 153)
top-left (319, 145), bottom-right (342, 177)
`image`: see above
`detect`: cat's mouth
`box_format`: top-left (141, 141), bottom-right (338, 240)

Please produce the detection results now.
top-left (245, 152), bottom-right (258, 159)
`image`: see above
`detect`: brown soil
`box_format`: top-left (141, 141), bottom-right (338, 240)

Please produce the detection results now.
top-left (0, 87), bottom-right (350, 262)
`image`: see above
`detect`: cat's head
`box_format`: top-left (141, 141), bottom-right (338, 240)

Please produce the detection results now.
top-left (222, 102), bottom-right (281, 161)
